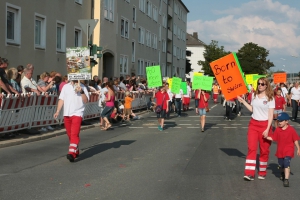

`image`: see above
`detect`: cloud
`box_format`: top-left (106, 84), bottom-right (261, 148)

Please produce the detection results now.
top-left (187, 0), bottom-right (300, 63)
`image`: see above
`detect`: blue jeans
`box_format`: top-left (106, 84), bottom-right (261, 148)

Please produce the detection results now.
top-left (291, 99), bottom-right (298, 119)
top-left (175, 99), bottom-right (182, 116)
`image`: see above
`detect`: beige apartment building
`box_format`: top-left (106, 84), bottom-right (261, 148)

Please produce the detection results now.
top-left (0, 0), bottom-right (188, 80)
top-left (0, 0), bottom-right (91, 79)
top-left (93, 0), bottom-right (189, 80)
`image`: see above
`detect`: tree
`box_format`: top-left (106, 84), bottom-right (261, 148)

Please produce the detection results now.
top-left (236, 42), bottom-right (274, 74)
top-left (198, 40), bottom-right (231, 76)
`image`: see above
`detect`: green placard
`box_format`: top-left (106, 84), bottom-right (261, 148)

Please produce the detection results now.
top-left (192, 76), bottom-right (214, 91)
top-left (146, 66), bottom-right (162, 88)
top-left (171, 77), bottom-right (182, 94)
top-left (181, 82), bottom-right (187, 95)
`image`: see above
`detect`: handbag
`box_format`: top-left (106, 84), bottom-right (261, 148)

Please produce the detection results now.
top-left (155, 93), bottom-right (166, 113)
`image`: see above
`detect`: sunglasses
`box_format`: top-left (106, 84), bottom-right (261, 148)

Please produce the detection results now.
top-left (258, 82), bottom-right (266, 86)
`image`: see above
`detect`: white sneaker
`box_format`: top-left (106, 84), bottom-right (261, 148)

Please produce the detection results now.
top-left (47, 126), bottom-right (55, 130)
top-left (39, 127), bottom-right (47, 132)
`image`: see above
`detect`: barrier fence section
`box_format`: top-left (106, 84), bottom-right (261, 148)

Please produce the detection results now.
top-left (0, 91), bottom-right (153, 135)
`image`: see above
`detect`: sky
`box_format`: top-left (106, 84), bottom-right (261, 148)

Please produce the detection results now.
top-left (184, 0), bottom-right (300, 74)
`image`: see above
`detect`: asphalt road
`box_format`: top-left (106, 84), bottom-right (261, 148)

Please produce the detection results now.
top-left (1, 100), bottom-right (300, 200)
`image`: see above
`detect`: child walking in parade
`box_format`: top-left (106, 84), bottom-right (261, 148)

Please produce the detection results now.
top-left (265, 112), bottom-right (300, 187)
top-left (124, 91), bottom-right (135, 121)
top-left (274, 88), bottom-right (286, 128)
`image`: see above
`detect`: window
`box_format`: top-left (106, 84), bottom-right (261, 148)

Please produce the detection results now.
top-left (173, 23), bottom-right (177, 36)
top-left (120, 55), bottom-right (128, 75)
top-left (159, 0), bottom-right (162, 15)
top-left (177, 47), bottom-right (180, 59)
top-left (138, 59), bottom-right (144, 76)
top-left (162, 39), bottom-right (166, 53)
top-left (121, 17), bottom-right (129, 38)
top-left (104, 0), bottom-right (114, 22)
top-left (146, 1), bottom-right (152, 18)
top-left (139, 0), bottom-right (145, 12)
top-left (152, 34), bottom-right (157, 49)
top-left (158, 50), bottom-right (161, 64)
top-left (132, 41), bottom-right (135, 62)
top-left (6, 3), bottom-right (21, 45)
top-left (173, 45), bottom-right (176, 56)
top-left (34, 13), bottom-right (46, 49)
top-left (161, 63), bottom-right (166, 76)
top-left (75, 0), bottom-right (82, 4)
top-left (153, 6), bottom-right (158, 22)
top-left (159, 24), bottom-right (161, 41)
top-left (138, 27), bottom-right (145, 44)
top-left (146, 30), bottom-right (151, 47)
top-left (162, 14), bottom-right (167, 28)
top-left (74, 28), bottom-right (82, 47)
top-left (56, 21), bottom-right (66, 52)
top-left (133, 6), bottom-right (136, 28)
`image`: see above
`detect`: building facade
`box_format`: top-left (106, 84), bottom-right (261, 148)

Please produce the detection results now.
top-left (0, 0), bottom-right (92, 79)
top-left (186, 32), bottom-right (206, 77)
top-left (93, 0), bottom-right (189, 80)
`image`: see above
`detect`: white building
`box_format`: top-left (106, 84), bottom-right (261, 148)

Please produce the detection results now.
top-left (186, 32), bottom-right (206, 76)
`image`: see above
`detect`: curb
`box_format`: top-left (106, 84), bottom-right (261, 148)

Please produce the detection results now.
top-left (0, 110), bottom-right (150, 149)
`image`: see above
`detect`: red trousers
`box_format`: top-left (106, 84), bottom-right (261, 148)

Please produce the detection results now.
top-left (244, 119), bottom-right (272, 176)
top-left (213, 94), bottom-right (218, 102)
top-left (64, 116), bottom-right (82, 158)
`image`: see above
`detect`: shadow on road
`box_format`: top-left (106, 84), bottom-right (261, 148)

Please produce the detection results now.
top-left (76, 140), bottom-right (136, 162)
top-left (220, 148), bottom-right (246, 158)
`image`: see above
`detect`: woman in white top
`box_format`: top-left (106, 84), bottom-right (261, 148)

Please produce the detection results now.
top-left (290, 82), bottom-right (300, 121)
top-left (237, 77), bottom-right (275, 181)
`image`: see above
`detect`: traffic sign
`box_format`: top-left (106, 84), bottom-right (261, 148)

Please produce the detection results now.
top-left (78, 19), bottom-right (99, 37)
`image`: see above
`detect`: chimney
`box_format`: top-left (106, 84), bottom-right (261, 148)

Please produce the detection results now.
top-left (193, 32), bottom-right (198, 39)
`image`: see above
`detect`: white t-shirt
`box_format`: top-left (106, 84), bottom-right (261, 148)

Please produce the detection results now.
top-left (281, 87), bottom-right (288, 98)
top-left (175, 89), bottom-right (183, 98)
top-left (251, 94), bottom-right (275, 121)
top-left (183, 85), bottom-right (191, 97)
top-left (21, 76), bottom-right (38, 93)
top-left (59, 83), bottom-right (89, 117)
top-left (291, 87), bottom-right (300, 100)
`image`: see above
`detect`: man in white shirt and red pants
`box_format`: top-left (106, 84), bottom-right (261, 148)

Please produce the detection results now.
top-left (54, 80), bottom-right (89, 162)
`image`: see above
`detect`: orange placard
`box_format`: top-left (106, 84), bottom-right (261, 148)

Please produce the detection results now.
top-left (273, 73), bottom-right (287, 84)
top-left (209, 53), bottom-right (248, 100)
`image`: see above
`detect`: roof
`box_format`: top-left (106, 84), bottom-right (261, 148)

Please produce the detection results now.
top-left (178, 0), bottom-right (189, 13)
top-left (186, 33), bottom-right (206, 46)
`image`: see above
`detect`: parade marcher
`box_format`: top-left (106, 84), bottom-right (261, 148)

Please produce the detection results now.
top-left (174, 88), bottom-right (183, 117)
top-left (197, 89), bottom-right (210, 132)
top-left (53, 80), bottom-right (89, 162)
top-left (290, 82), bottom-right (300, 121)
top-left (154, 86), bottom-right (169, 131)
top-left (224, 98), bottom-right (236, 121)
top-left (237, 77), bottom-right (275, 181)
top-left (274, 88), bottom-right (286, 128)
top-left (212, 82), bottom-right (220, 103)
top-left (265, 112), bottom-right (300, 187)
top-left (194, 89), bottom-right (200, 114)
top-left (165, 83), bottom-right (173, 119)
top-left (182, 81), bottom-right (191, 111)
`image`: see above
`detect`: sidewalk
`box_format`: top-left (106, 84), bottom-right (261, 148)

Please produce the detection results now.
top-left (0, 109), bottom-right (150, 149)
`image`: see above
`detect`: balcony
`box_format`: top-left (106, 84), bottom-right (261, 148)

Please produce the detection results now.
top-left (167, 53), bottom-right (172, 63)
top-left (167, 29), bottom-right (172, 41)
top-left (168, 5), bottom-right (173, 17)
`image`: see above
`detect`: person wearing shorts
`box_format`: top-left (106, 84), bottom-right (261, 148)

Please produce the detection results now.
top-left (124, 91), bottom-right (134, 121)
top-left (197, 89), bottom-right (210, 132)
top-left (154, 86), bottom-right (169, 131)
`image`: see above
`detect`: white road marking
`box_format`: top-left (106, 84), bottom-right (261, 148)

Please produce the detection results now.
top-left (179, 124), bottom-right (192, 125)
top-left (211, 127), bottom-right (219, 128)
top-left (223, 127), bottom-right (237, 128)
top-left (129, 127), bottom-right (143, 129)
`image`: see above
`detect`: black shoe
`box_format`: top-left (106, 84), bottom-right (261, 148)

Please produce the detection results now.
top-left (283, 179), bottom-right (289, 187)
top-left (280, 172), bottom-right (285, 181)
top-left (201, 128), bottom-right (204, 132)
top-left (67, 154), bottom-right (75, 162)
top-left (244, 175), bottom-right (254, 181)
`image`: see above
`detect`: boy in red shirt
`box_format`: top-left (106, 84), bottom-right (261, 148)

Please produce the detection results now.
top-left (154, 86), bottom-right (169, 131)
top-left (266, 112), bottom-right (300, 187)
top-left (274, 88), bottom-right (286, 128)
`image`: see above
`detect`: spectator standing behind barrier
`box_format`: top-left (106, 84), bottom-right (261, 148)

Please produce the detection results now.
top-left (124, 91), bottom-right (135, 121)
top-left (237, 77), bottom-right (274, 181)
top-left (21, 67), bottom-right (43, 95)
top-left (59, 75), bottom-right (68, 93)
top-left (0, 58), bottom-right (19, 95)
top-left (53, 80), bottom-right (89, 162)
top-left (119, 76), bottom-right (127, 91)
top-left (290, 82), bottom-right (300, 121)
top-left (7, 68), bottom-right (22, 93)
top-left (38, 72), bottom-right (55, 93)
top-left (198, 89), bottom-right (210, 132)
top-left (100, 82), bottom-right (115, 131)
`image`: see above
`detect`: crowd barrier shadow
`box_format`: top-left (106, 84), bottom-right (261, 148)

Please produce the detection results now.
top-left (220, 148), bottom-right (246, 158)
top-left (77, 140), bottom-right (136, 162)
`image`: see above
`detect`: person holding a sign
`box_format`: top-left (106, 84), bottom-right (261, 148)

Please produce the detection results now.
top-left (290, 82), bottom-right (300, 121)
top-left (165, 83), bottom-right (173, 119)
top-left (154, 86), bottom-right (169, 131)
top-left (197, 89), bottom-right (210, 132)
top-left (237, 77), bottom-right (275, 181)
top-left (53, 80), bottom-right (89, 162)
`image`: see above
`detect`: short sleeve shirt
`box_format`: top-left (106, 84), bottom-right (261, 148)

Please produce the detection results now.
top-left (155, 91), bottom-right (170, 109)
top-left (291, 87), bottom-right (300, 101)
top-left (59, 83), bottom-right (89, 117)
top-left (271, 126), bottom-right (299, 158)
top-left (21, 76), bottom-right (38, 93)
top-left (124, 96), bottom-right (133, 109)
top-left (275, 96), bottom-right (286, 110)
top-left (251, 94), bottom-right (275, 121)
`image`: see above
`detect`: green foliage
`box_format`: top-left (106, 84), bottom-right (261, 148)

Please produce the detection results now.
top-left (198, 40), bottom-right (231, 76)
top-left (236, 42), bottom-right (274, 74)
